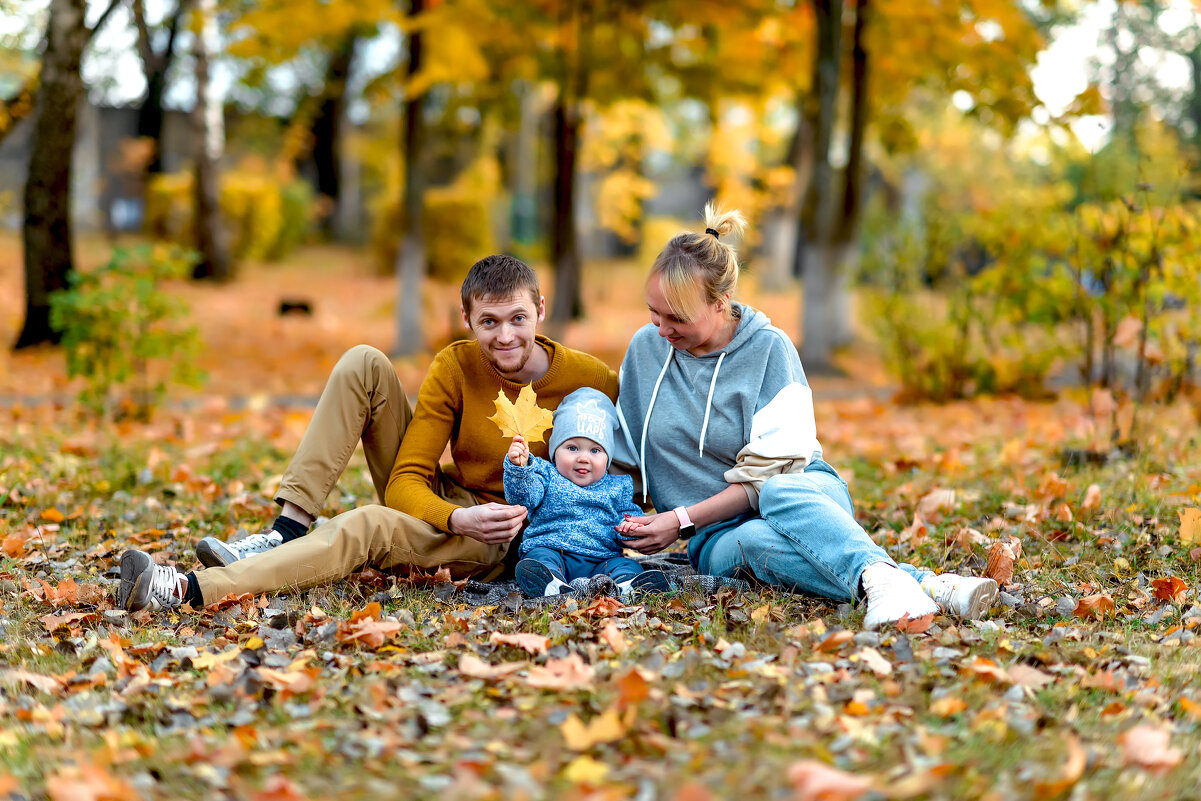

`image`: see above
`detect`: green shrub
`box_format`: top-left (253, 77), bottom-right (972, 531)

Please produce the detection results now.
top-left (49, 245), bottom-right (206, 419)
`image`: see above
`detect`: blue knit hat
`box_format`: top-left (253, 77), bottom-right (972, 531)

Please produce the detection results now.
top-left (549, 388), bottom-right (618, 461)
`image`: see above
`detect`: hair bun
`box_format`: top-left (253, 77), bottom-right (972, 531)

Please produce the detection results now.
top-left (703, 201), bottom-right (746, 241)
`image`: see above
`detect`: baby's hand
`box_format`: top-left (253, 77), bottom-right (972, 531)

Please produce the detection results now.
top-left (614, 517), bottom-right (645, 535)
top-left (507, 435), bottom-right (529, 466)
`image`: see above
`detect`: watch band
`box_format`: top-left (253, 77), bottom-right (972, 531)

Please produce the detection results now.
top-left (673, 506), bottom-right (696, 538)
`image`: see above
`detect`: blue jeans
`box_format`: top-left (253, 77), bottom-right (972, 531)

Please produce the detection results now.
top-left (523, 545), bottom-right (643, 583)
top-left (694, 459), bottom-right (931, 603)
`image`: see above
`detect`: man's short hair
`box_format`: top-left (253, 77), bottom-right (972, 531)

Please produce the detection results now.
top-left (461, 254), bottom-right (541, 314)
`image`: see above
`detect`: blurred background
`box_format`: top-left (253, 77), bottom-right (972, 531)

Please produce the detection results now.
top-left (1, 0), bottom-right (1199, 417)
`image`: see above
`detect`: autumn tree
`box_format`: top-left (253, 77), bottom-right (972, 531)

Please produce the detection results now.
top-left (15, 0), bottom-right (121, 349)
top-left (394, 0), bottom-right (426, 356)
top-left (132, 0), bottom-right (191, 175)
top-left (190, 0), bottom-right (232, 281)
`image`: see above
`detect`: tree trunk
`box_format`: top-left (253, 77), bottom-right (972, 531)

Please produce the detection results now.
top-left (548, 0), bottom-right (588, 327)
top-left (133, 0), bottom-right (189, 175)
top-left (311, 34), bottom-right (358, 237)
top-left (796, 0), bottom-right (843, 368)
top-left (1188, 34), bottom-right (1201, 150)
top-left (801, 242), bottom-right (854, 369)
top-left (14, 0), bottom-right (89, 350)
top-left (394, 0), bottom-right (426, 357)
top-left (761, 96), bottom-right (812, 291)
top-left (191, 0), bottom-right (232, 281)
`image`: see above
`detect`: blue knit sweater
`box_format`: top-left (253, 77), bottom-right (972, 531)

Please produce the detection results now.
top-left (503, 456), bottom-right (642, 560)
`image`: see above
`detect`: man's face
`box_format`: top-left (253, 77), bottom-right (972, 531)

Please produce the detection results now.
top-left (462, 292), bottom-right (546, 380)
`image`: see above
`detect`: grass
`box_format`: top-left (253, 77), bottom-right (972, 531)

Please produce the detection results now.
top-left (2, 394), bottom-right (1200, 800)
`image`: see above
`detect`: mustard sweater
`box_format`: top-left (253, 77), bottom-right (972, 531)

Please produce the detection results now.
top-left (384, 336), bottom-right (619, 533)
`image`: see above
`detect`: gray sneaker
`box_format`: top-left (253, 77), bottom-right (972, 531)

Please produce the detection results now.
top-left (118, 549), bottom-right (186, 612)
top-left (196, 530), bottom-right (284, 568)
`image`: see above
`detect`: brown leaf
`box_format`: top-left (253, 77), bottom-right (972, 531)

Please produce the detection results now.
top-left (526, 653), bottom-right (595, 690)
top-left (1081, 484), bottom-right (1102, 511)
top-left (671, 783), bottom-right (715, 801)
top-left (489, 631), bottom-right (551, 655)
top-left (787, 760), bottom-right (873, 801)
top-left (337, 616), bottom-right (401, 649)
top-left (1151, 576), bottom-right (1188, 604)
top-left (46, 762), bottom-right (139, 801)
top-left (916, 489), bottom-right (957, 523)
top-left (897, 514), bottom-right (929, 546)
top-left (892, 613), bottom-right (933, 633)
top-left (615, 668), bottom-right (649, 709)
top-left (0, 669), bottom-right (64, 695)
top-left (1073, 594), bottom-right (1115, 619)
top-left (985, 542), bottom-right (1016, 586)
top-left (1119, 725), bottom-right (1183, 772)
top-left (458, 654), bottom-right (527, 680)
top-left (40, 611), bottom-right (96, 633)
top-left (488, 385), bottom-right (554, 444)
top-left (1032, 734), bottom-right (1086, 799)
top-left (580, 595), bottom-right (625, 618)
top-left (256, 667), bottom-right (319, 698)
top-left (1007, 664), bottom-right (1054, 689)
top-left (816, 631), bottom-right (854, 653)
top-left (250, 775), bottom-right (309, 801)
top-left (962, 657), bottom-right (1008, 684)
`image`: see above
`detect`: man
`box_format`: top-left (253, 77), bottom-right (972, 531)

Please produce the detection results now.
top-left (118, 255), bottom-right (619, 612)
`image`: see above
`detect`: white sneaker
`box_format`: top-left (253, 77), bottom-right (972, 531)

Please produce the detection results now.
top-left (196, 530), bottom-right (284, 568)
top-left (118, 550), bottom-right (186, 612)
top-left (921, 573), bottom-right (999, 620)
top-left (861, 563), bottom-right (939, 631)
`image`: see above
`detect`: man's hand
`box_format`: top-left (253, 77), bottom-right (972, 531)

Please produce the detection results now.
top-left (507, 435), bottom-right (530, 466)
top-left (449, 503), bottom-right (527, 544)
top-left (616, 512), bottom-right (679, 554)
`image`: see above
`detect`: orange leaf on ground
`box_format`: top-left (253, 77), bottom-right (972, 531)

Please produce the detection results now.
top-left (336, 617), bottom-right (401, 649)
top-left (892, 613), bottom-right (934, 633)
top-left (458, 654), bottom-right (527, 680)
top-left (489, 631), bottom-right (551, 655)
top-left (251, 775), bottom-right (309, 801)
top-left (897, 514), bottom-right (928, 546)
top-left (1119, 725), bottom-right (1183, 772)
top-left (40, 611), bottom-right (96, 633)
top-left (581, 595), bottom-right (625, 618)
top-left (1179, 508), bottom-right (1201, 544)
top-left (672, 783), bottom-right (715, 801)
top-left (598, 619), bottom-right (628, 654)
top-left (916, 489), bottom-right (957, 523)
top-left (348, 602), bottom-right (382, 623)
top-left (1032, 734), bottom-right (1086, 799)
top-left (46, 762), bottom-right (139, 801)
top-left (1081, 484), bottom-right (1102, 511)
top-left (930, 697), bottom-right (967, 717)
top-left (1151, 576), bottom-right (1188, 603)
top-left (1073, 594), bottom-right (1115, 619)
top-left (40, 507), bottom-right (65, 523)
top-left (615, 668), bottom-right (649, 708)
top-left (0, 669), bottom-right (64, 695)
top-left (816, 631), bottom-right (854, 653)
top-left (787, 760), bottom-right (872, 801)
top-left (985, 541), bottom-right (1016, 586)
top-left (560, 707), bottom-right (626, 750)
top-left (963, 657), bottom-right (1008, 684)
top-left (526, 653), bottom-right (595, 690)
top-left (1007, 664), bottom-right (1054, 689)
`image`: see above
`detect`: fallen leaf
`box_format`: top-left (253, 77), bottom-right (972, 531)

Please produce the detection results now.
top-left (251, 774), bottom-right (309, 801)
top-left (916, 489), bottom-right (957, 522)
top-left (489, 631), bottom-right (550, 655)
top-left (488, 385), bottom-right (554, 444)
top-left (897, 514), bottom-right (928, 546)
top-left (1007, 664), bottom-right (1054, 689)
top-left (458, 654), bottom-right (527, 680)
top-left (816, 631), bottom-right (854, 653)
top-left (46, 762), bottom-right (139, 801)
top-left (40, 507), bottom-right (66, 523)
top-left (855, 647), bottom-right (892, 677)
top-left (560, 707), bottom-right (626, 750)
top-left (1119, 725), bottom-right (1182, 772)
top-left (40, 611), bottom-right (96, 633)
top-left (562, 755), bottom-right (609, 785)
top-left (598, 619), bottom-right (628, 654)
top-left (1081, 484), bottom-right (1102, 511)
top-left (930, 697), bottom-right (967, 717)
top-left (526, 653), bottom-right (595, 690)
top-left (671, 783), bottom-right (715, 801)
top-left (1032, 734), bottom-right (1086, 799)
top-left (962, 657), bottom-right (1008, 684)
top-left (1179, 508), bottom-right (1201, 545)
top-left (787, 760), bottom-right (873, 801)
top-left (580, 595), bottom-right (625, 618)
top-left (892, 613), bottom-right (933, 634)
top-left (615, 668), bottom-right (649, 708)
top-left (985, 541), bottom-right (1016, 586)
top-left (1151, 576), bottom-right (1188, 604)
top-left (0, 669), bottom-right (64, 695)
top-left (1073, 594), bottom-right (1115, 619)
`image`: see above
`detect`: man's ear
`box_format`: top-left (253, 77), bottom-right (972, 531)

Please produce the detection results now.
top-left (536, 296), bottom-right (546, 323)
top-left (460, 304), bottom-right (472, 331)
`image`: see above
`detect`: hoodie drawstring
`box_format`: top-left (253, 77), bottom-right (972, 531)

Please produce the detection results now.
top-left (698, 351), bottom-right (725, 459)
top-left (639, 348), bottom-right (675, 503)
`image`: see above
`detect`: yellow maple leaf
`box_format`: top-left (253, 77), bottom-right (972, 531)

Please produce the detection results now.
top-left (560, 708), bottom-right (626, 750)
top-left (1179, 508), bottom-right (1201, 544)
top-left (487, 385), bottom-right (553, 444)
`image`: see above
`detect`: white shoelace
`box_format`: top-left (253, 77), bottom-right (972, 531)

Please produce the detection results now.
top-left (229, 531), bottom-right (283, 557)
top-left (149, 564), bottom-right (184, 608)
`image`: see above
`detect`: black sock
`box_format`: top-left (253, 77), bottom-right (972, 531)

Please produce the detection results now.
top-left (273, 515), bottom-right (308, 543)
top-left (184, 572), bottom-right (203, 607)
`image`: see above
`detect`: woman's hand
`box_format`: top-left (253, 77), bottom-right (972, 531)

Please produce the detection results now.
top-left (507, 435), bottom-right (529, 466)
top-left (615, 511), bottom-right (679, 554)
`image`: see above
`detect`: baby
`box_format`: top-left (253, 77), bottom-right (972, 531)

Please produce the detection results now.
top-left (504, 387), bottom-right (670, 598)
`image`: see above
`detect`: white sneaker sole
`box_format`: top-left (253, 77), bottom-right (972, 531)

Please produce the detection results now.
top-left (955, 579), bottom-right (999, 620)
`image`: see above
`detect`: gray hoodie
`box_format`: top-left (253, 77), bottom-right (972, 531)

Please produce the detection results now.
top-left (614, 304), bottom-right (822, 543)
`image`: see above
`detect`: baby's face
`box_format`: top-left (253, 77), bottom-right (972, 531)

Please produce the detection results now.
top-left (553, 437), bottom-right (608, 487)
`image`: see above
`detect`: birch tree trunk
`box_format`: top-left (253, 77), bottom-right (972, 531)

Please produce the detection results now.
top-left (394, 0), bottom-right (426, 357)
top-left (191, 0), bottom-right (232, 281)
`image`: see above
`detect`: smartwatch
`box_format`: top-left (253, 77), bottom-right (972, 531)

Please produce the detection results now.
top-left (672, 506), bottom-right (696, 539)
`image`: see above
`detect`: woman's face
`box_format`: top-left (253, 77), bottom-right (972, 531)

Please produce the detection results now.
top-left (645, 273), bottom-right (731, 356)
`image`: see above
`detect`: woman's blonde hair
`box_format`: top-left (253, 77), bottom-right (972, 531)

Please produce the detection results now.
top-left (650, 201), bottom-right (747, 322)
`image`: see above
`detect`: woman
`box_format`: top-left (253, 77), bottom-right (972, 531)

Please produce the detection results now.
top-left (614, 204), bottom-right (997, 630)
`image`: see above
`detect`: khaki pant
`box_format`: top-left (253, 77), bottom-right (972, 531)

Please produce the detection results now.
top-left (194, 345), bottom-right (508, 603)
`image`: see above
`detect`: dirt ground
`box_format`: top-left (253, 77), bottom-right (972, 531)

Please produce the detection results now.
top-left (0, 233), bottom-right (892, 403)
